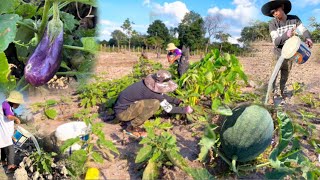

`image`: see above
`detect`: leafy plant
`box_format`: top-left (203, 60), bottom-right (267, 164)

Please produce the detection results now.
top-left (135, 118), bottom-right (213, 180)
top-left (28, 151), bottom-right (57, 174)
top-left (178, 49), bottom-right (248, 115)
top-left (61, 109), bottom-right (119, 177)
top-left (30, 99), bottom-right (58, 119)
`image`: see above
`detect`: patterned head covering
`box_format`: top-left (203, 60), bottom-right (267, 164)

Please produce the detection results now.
top-left (144, 70), bottom-right (178, 93)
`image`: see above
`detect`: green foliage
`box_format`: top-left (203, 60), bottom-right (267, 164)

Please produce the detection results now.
top-left (44, 108), bottom-right (58, 119)
top-left (0, 14), bottom-right (21, 52)
top-left (238, 21), bottom-right (270, 43)
top-left (198, 124), bottom-right (219, 162)
top-left (178, 49), bottom-right (248, 115)
top-left (0, 52), bottom-right (16, 92)
top-left (178, 11), bottom-right (206, 50)
top-left (135, 118), bottom-right (214, 180)
top-left (132, 57), bottom-right (163, 79)
top-left (266, 111), bottom-right (320, 179)
top-left (63, 109), bottom-right (119, 177)
top-left (29, 151), bottom-right (57, 174)
top-left (147, 20), bottom-right (170, 45)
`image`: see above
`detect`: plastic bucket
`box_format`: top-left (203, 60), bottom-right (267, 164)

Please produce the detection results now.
top-left (55, 121), bottom-right (90, 155)
top-left (13, 126), bottom-right (32, 147)
top-left (282, 36), bottom-right (311, 64)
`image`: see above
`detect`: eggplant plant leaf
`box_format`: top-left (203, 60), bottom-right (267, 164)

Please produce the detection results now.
top-left (44, 108), bottom-right (58, 119)
top-left (60, 12), bottom-right (79, 32)
top-left (135, 145), bottom-right (153, 163)
top-left (0, 14), bottom-right (21, 52)
top-left (0, 0), bottom-right (15, 14)
top-left (0, 52), bottom-right (10, 83)
top-left (81, 37), bottom-right (99, 53)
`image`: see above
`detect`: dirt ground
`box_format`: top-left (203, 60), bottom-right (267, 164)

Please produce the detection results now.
top-left (3, 42), bottom-right (319, 179)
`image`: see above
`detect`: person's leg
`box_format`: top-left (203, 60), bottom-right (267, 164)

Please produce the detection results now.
top-left (130, 99), bottom-right (160, 127)
top-left (1, 148), bottom-right (7, 165)
top-left (117, 99), bottom-right (160, 127)
top-left (280, 58), bottom-right (293, 98)
top-left (6, 145), bottom-right (15, 169)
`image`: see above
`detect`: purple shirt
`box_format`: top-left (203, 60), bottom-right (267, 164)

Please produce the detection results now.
top-left (172, 48), bottom-right (182, 56)
top-left (2, 101), bottom-right (14, 116)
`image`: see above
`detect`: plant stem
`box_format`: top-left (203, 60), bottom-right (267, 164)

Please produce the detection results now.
top-left (212, 147), bottom-right (231, 166)
top-left (52, 0), bottom-right (59, 21)
top-left (232, 156), bottom-right (238, 173)
top-left (19, 83), bottom-right (30, 92)
top-left (17, 21), bottom-right (37, 33)
top-left (16, 75), bottom-right (26, 89)
top-left (63, 45), bottom-right (96, 53)
top-left (39, 0), bottom-right (51, 39)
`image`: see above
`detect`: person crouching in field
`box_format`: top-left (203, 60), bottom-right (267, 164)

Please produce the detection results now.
top-left (261, 0), bottom-right (313, 104)
top-left (1, 91), bottom-right (23, 173)
top-left (113, 70), bottom-right (193, 138)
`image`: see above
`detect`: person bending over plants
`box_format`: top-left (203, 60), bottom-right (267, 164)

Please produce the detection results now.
top-left (113, 70), bottom-right (193, 138)
top-left (166, 43), bottom-right (189, 78)
top-left (261, 0), bottom-right (313, 104)
top-left (1, 91), bottom-right (23, 173)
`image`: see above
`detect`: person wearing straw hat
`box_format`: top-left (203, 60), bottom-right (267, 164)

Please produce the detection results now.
top-left (166, 43), bottom-right (189, 78)
top-left (113, 70), bottom-right (193, 138)
top-left (1, 91), bottom-right (24, 173)
top-left (261, 0), bottom-right (313, 104)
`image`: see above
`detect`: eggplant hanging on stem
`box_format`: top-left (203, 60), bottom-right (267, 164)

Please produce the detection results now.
top-left (24, 0), bottom-right (63, 87)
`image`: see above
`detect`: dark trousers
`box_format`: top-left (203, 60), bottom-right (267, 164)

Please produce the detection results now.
top-left (1, 145), bottom-right (15, 165)
top-left (271, 54), bottom-right (293, 96)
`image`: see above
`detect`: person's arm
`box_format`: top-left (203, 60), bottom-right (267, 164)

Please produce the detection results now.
top-left (295, 16), bottom-right (313, 48)
top-left (169, 55), bottom-right (181, 64)
top-left (6, 115), bottom-right (21, 124)
top-left (269, 21), bottom-right (290, 47)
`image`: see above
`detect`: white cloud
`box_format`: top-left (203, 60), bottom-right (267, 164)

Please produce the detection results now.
top-left (207, 0), bottom-right (259, 26)
top-left (143, 0), bottom-right (151, 6)
top-left (152, 1), bottom-right (189, 24)
top-left (99, 19), bottom-right (112, 25)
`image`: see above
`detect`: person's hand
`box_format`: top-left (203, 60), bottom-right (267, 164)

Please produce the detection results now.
top-left (305, 38), bottom-right (313, 48)
top-left (185, 106), bottom-right (193, 114)
top-left (176, 99), bottom-right (183, 105)
top-left (14, 118), bottom-right (21, 124)
top-left (286, 29), bottom-right (294, 38)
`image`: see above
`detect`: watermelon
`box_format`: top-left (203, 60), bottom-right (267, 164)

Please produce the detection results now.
top-left (220, 105), bottom-right (274, 162)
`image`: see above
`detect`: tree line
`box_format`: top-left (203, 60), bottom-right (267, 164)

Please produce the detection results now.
top-left (99, 12), bottom-right (320, 55)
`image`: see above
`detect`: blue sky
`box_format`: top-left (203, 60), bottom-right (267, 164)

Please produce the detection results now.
top-left (98, 0), bottom-right (320, 44)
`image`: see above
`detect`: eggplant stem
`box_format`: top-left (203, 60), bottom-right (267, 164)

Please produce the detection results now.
top-left (63, 45), bottom-right (96, 53)
top-left (39, 0), bottom-right (51, 39)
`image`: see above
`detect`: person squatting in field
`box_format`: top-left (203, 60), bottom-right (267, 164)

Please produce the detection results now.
top-left (1, 91), bottom-right (24, 173)
top-left (113, 70), bottom-right (193, 138)
top-left (261, 0), bottom-right (313, 104)
top-left (166, 43), bottom-right (189, 78)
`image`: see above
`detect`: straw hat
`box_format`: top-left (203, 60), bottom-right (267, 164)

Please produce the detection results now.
top-left (144, 70), bottom-right (178, 93)
top-left (6, 91), bottom-right (25, 104)
top-left (261, 0), bottom-right (291, 17)
top-left (166, 43), bottom-right (177, 51)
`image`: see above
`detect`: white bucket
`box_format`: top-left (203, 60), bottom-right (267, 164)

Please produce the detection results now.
top-left (13, 126), bottom-right (32, 147)
top-left (55, 121), bottom-right (90, 155)
top-left (282, 36), bottom-right (311, 64)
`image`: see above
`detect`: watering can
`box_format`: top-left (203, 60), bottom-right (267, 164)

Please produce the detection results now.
top-left (281, 36), bottom-right (311, 64)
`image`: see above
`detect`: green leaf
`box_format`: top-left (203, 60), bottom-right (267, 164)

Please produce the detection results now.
top-left (60, 12), bottom-right (79, 32)
top-left (135, 145), bottom-right (153, 163)
top-left (81, 37), bottom-right (98, 53)
top-left (15, 3), bottom-right (37, 19)
top-left (211, 99), bottom-right (221, 110)
top-left (46, 99), bottom-right (57, 106)
top-left (0, 14), bottom-right (21, 52)
top-left (15, 19), bottom-right (36, 61)
top-left (185, 168), bottom-right (214, 180)
top-left (269, 111), bottom-right (294, 168)
top-left (265, 168), bottom-right (294, 179)
top-left (60, 137), bottom-right (81, 153)
top-left (0, 0), bottom-right (14, 14)
top-left (214, 105), bottom-right (233, 116)
top-left (44, 108), bottom-right (58, 119)
top-left (92, 152), bottom-right (104, 163)
top-left (67, 0), bottom-right (97, 7)
top-left (142, 160), bottom-right (159, 180)
top-left (0, 52), bottom-right (10, 83)
top-left (99, 139), bottom-right (119, 155)
top-left (198, 124), bottom-right (218, 162)
top-left (69, 149), bottom-right (87, 165)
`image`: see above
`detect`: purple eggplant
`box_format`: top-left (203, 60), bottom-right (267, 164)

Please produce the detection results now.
top-left (25, 20), bottom-right (63, 86)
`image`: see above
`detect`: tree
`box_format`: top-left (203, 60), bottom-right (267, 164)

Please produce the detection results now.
top-left (110, 30), bottom-right (126, 50)
top-left (238, 21), bottom-right (270, 43)
top-left (121, 18), bottom-right (134, 51)
top-left (147, 20), bottom-right (170, 45)
top-left (309, 17), bottom-right (320, 43)
top-left (177, 11), bottom-right (206, 50)
top-left (215, 31), bottom-right (231, 51)
top-left (204, 14), bottom-right (228, 53)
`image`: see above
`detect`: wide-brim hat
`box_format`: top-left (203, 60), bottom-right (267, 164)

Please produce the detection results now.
top-left (166, 43), bottom-right (177, 51)
top-left (6, 90), bottom-right (25, 104)
top-left (261, 0), bottom-right (291, 17)
top-left (144, 70), bottom-right (178, 93)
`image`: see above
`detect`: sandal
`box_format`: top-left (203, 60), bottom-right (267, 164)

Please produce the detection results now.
top-left (5, 166), bottom-right (17, 174)
top-left (124, 126), bottom-right (147, 138)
